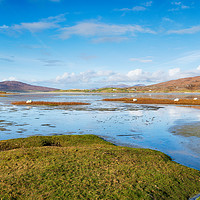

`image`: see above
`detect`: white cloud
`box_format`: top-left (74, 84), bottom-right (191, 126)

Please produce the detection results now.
top-left (59, 22), bottom-right (155, 40)
top-left (0, 25), bottom-right (9, 29)
top-left (167, 67), bottom-right (200, 80)
top-left (55, 70), bottom-right (115, 83)
top-left (169, 68), bottom-right (180, 76)
top-left (130, 58), bottom-right (152, 63)
top-left (168, 25), bottom-right (200, 34)
top-left (54, 67), bottom-right (200, 88)
top-left (127, 69), bottom-right (143, 77)
top-left (2, 77), bottom-right (17, 81)
top-left (56, 72), bottom-right (76, 83)
top-left (24, 66), bottom-right (200, 89)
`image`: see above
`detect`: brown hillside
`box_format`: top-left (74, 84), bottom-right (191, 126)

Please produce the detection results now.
top-left (0, 81), bottom-right (59, 92)
top-left (133, 76), bottom-right (200, 92)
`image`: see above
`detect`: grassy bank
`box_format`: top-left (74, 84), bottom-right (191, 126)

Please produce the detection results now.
top-left (0, 135), bottom-right (199, 199)
top-left (12, 101), bottom-right (90, 106)
top-left (54, 88), bottom-right (200, 93)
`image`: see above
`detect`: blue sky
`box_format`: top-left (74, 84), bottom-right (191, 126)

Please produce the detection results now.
top-left (0, 0), bottom-right (200, 89)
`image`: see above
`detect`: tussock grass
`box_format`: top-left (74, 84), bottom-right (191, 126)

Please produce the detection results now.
top-left (0, 135), bottom-right (200, 199)
top-left (12, 101), bottom-right (90, 106)
top-left (103, 97), bottom-right (200, 105)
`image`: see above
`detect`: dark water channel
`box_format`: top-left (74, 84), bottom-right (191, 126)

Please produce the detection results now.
top-left (0, 92), bottom-right (200, 170)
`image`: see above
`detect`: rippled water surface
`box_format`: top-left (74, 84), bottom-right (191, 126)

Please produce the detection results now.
top-left (0, 92), bottom-right (200, 170)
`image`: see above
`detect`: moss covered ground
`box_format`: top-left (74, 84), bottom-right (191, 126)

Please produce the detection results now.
top-left (0, 135), bottom-right (199, 199)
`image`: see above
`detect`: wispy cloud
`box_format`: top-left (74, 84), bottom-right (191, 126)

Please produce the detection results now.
top-left (0, 25), bottom-right (8, 29)
top-left (118, 6), bottom-right (146, 12)
top-left (168, 25), bottom-right (200, 34)
top-left (116, 1), bottom-right (152, 12)
top-left (37, 58), bottom-right (63, 66)
top-left (0, 14), bottom-right (66, 34)
top-left (14, 14), bottom-right (65, 33)
top-left (13, 22), bottom-right (58, 33)
top-left (79, 53), bottom-right (97, 61)
top-left (0, 15), bottom-right (155, 42)
top-left (174, 51), bottom-right (200, 64)
top-left (143, 1), bottom-right (153, 7)
top-left (0, 54), bottom-right (15, 62)
top-left (162, 17), bottom-right (174, 22)
top-left (59, 21), bottom-right (156, 41)
top-left (130, 58), bottom-right (153, 63)
top-left (0, 57), bottom-right (15, 62)
top-left (49, 0), bottom-right (60, 2)
top-left (21, 44), bottom-right (44, 49)
top-left (92, 36), bottom-right (129, 43)
top-left (169, 1), bottom-right (190, 11)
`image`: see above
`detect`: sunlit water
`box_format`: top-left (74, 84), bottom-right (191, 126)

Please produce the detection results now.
top-left (0, 93), bottom-right (200, 170)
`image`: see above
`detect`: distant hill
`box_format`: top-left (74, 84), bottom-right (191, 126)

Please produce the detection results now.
top-left (0, 81), bottom-right (59, 92)
top-left (101, 84), bottom-right (145, 89)
top-left (133, 84), bottom-right (145, 87)
top-left (102, 84), bottom-right (131, 88)
top-left (132, 76), bottom-right (200, 92)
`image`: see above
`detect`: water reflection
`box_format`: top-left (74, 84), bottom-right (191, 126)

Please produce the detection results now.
top-left (0, 93), bottom-right (199, 170)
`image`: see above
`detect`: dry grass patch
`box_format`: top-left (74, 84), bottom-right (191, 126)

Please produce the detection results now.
top-left (12, 101), bottom-right (90, 106)
top-left (103, 97), bottom-right (200, 105)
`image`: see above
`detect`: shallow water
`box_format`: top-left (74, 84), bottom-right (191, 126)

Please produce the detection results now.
top-left (0, 92), bottom-right (200, 170)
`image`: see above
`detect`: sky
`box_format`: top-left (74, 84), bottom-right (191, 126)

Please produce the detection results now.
top-left (0, 0), bottom-right (200, 89)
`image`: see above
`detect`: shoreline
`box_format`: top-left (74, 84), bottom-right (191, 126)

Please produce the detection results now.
top-left (4, 91), bottom-right (200, 95)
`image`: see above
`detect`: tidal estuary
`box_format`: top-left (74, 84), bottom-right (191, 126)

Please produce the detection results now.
top-left (0, 92), bottom-right (200, 170)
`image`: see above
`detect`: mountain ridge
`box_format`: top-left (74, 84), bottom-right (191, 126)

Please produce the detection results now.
top-left (133, 76), bottom-right (200, 92)
top-left (2, 76), bottom-right (200, 93)
top-left (0, 81), bottom-right (59, 92)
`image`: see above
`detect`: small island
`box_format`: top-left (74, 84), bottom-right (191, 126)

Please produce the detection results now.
top-left (12, 101), bottom-right (90, 106)
top-left (103, 97), bottom-right (200, 105)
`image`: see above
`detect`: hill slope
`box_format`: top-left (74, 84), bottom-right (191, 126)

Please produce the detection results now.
top-left (0, 81), bottom-right (58, 92)
top-left (133, 76), bottom-right (200, 92)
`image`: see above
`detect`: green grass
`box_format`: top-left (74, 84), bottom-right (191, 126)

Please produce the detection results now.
top-left (53, 88), bottom-right (200, 93)
top-left (0, 135), bottom-right (199, 199)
